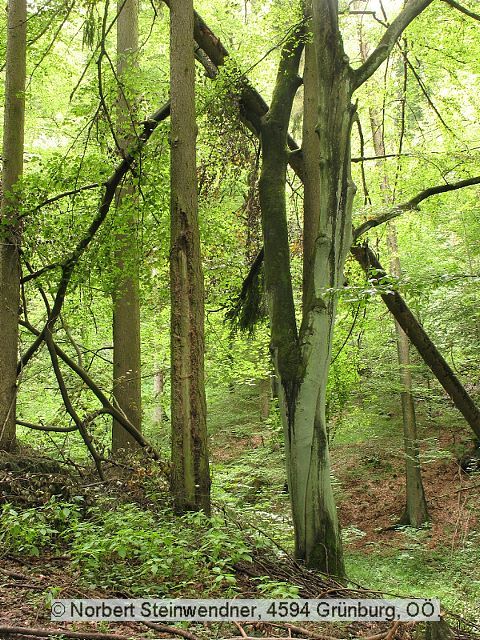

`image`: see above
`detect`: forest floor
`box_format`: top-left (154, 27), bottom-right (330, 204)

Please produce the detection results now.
top-left (1, 387), bottom-right (480, 639)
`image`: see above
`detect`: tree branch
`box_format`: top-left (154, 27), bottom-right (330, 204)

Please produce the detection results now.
top-left (16, 419), bottom-right (78, 433)
top-left (353, 0), bottom-right (434, 89)
top-left (353, 175), bottom-right (480, 240)
top-left (0, 626), bottom-right (152, 640)
top-left (19, 319), bottom-right (166, 466)
top-left (17, 101), bottom-right (171, 372)
top-left (44, 328), bottom-right (104, 479)
top-left (21, 262), bottom-right (60, 284)
top-left (442, 0), bottom-right (480, 21)
top-left (21, 183), bottom-right (101, 219)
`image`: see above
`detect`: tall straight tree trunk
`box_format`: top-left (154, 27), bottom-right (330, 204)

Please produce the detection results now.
top-left (169, 0), bottom-right (210, 514)
top-left (112, 0), bottom-right (142, 452)
top-left (365, 75), bottom-right (429, 524)
top-left (0, 0), bottom-right (27, 451)
top-left (387, 224), bottom-right (429, 525)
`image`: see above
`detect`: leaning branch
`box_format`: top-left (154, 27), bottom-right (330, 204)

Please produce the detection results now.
top-left (18, 102), bottom-right (171, 373)
top-left (353, 175), bottom-right (480, 240)
top-left (353, 0), bottom-right (434, 89)
top-left (19, 319), bottom-right (166, 466)
top-left (351, 243), bottom-right (480, 440)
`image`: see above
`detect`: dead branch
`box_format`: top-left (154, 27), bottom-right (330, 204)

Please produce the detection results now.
top-left (19, 319), bottom-right (166, 467)
top-left (141, 621), bottom-right (201, 640)
top-left (0, 626), bottom-right (150, 640)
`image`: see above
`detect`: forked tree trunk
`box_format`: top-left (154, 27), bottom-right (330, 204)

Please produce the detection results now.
top-left (294, 0), bottom-right (356, 573)
top-left (258, 3), bottom-right (353, 573)
top-left (169, 0), bottom-right (211, 514)
top-left (112, 0), bottom-right (142, 453)
top-left (0, 0), bottom-right (26, 451)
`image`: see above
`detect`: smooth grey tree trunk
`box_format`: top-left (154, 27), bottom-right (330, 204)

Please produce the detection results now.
top-left (112, 0), bottom-right (143, 453)
top-left (169, 0), bottom-right (211, 514)
top-left (0, 0), bottom-right (27, 451)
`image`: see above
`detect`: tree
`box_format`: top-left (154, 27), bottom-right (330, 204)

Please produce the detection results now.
top-left (357, 19), bottom-right (429, 526)
top-left (257, 0), bottom-right (434, 573)
top-left (169, 0), bottom-right (211, 514)
top-left (112, 0), bottom-right (143, 452)
top-left (0, 0), bottom-right (27, 451)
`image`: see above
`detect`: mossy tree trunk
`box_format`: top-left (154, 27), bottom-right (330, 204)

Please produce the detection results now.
top-left (0, 0), bottom-right (26, 451)
top-left (259, 5), bottom-right (353, 574)
top-left (258, 0), bottom-right (434, 573)
top-left (169, 0), bottom-right (211, 514)
top-left (112, 0), bottom-right (142, 453)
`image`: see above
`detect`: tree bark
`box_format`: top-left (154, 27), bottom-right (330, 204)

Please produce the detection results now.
top-left (112, 0), bottom-right (142, 453)
top-left (360, 25), bottom-right (429, 525)
top-left (0, 0), bottom-right (26, 451)
top-left (169, 0), bottom-right (211, 514)
top-left (153, 366), bottom-right (164, 426)
top-left (388, 224), bottom-right (429, 526)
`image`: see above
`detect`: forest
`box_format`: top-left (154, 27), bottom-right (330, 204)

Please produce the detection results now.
top-left (0, 0), bottom-right (479, 638)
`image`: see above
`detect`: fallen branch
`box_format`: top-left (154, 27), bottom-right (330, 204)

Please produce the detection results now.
top-left (141, 621), bottom-right (200, 640)
top-left (274, 621), bottom-right (398, 640)
top-left (0, 626), bottom-right (149, 640)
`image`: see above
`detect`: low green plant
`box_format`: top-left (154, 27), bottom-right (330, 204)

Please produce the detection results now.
top-left (68, 504), bottom-right (253, 596)
top-left (0, 497), bottom-right (83, 556)
top-left (254, 576), bottom-right (300, 598)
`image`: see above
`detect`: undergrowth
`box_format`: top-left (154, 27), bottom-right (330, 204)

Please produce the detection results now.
top-left (0, 497), bottom-right (298, 598)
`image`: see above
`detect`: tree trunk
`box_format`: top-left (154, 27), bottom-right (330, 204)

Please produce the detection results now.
top-left (364, 64), bottom-right (429, 525)
top-left (425, 620), bottom-right (454, 640)
top-left (169, 0), bottom-right (211, 515)
top-left (258, 377), bottom-right (271, 421)
top-left (258, 7), bottom-right (349, 574)
top-left (388, 225), bottom-right (429, 526)
top-left (0, 0), bottom-right (26, 451)
top-left (153, 366), bottom-right (164, 426)
top-left (112, 0), bottom-right (142, 453)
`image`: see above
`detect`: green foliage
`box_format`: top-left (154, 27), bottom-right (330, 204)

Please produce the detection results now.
top-left (254, 576), bottom-right (300, 599)
top-left (0, 498), bottom-right (254, 596)
top-left (0, 497), bottom-right (84, 557)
